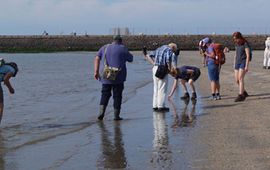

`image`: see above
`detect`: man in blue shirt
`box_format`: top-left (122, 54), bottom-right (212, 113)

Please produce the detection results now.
top-left (143, 43), bottom-right (178, 111)
top-left (94, 35), bottom-right (133, 120)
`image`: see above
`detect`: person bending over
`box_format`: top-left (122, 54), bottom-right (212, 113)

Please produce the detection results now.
top-left (0, 61), bottom-right (18, 124)
top-left (168, 66), bottom-right (201, 101)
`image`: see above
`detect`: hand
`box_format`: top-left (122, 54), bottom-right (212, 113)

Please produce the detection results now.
top-left (142, 46), bottom-right (147, 55)
top-left (174, 48), bottom-right (180, 56)
top-left (245, 66), bottom-right (249, 73)
top-left (223, 47), bottom-right (230, 53)
top-left (9, 87), bottom-right (14, 94)
top-left (168, 94), bottom-right (172, 101)
top-left (94, 72), bottom-right (100, 80)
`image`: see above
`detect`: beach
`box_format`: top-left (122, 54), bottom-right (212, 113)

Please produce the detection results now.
top-left (0, 51), bottom-right (270, 169)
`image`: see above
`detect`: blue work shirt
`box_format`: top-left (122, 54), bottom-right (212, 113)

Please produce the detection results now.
top-left (0, 65), bottom-right (15, 82)
top-left (97, 42), bottom-right (133, 84)
top-left (176, 66), bottom-right (199, 80)
top-left (150, 45), bottom-right (177, 67)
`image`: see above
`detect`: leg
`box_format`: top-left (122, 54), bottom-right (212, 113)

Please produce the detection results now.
top-left (180, 79), bottom-right (190, 99)
top-left (152, 66), bottom-right (158, 108)
top-left (180, 79), bottom-right (188, 93)
top-left (188, 79), bottom-right (197, 100)
top-left (98, 84), bottom-right (112, 120)
top-left (234, 69), bottom-right (239, 86)
top-left (238, 69), bottom-right (246, 95)
top-left (188, 79), bottom-right (195, 93)
top-left (234, 69), bottom-right (246, 102)
top-left (267, 51), bottom-right (270, 68)
top-left (263, 50), bottom-right (267, 68)
top-left (157, 74), bottom-right (169, 110)
top-left (0, 87), bottom-right (4, 124)
top-left (208, 63), bottom-right (218, 99)
top-left (210, 81), bottom-right (216, 94)
top-left (112, 83), bottom-right (124, 120)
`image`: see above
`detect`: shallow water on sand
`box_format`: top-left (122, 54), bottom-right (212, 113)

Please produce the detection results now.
top-left (0, 52), bottom-right (205, 169)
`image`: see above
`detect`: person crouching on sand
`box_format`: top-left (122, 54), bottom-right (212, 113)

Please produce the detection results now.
top-left (0, 60), bottom-right (18, 124)
top-left (168, 66), bottom-right (201, 101)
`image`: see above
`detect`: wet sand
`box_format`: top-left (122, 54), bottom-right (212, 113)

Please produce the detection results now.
top-left (1, 51), bottom-right (270, 169)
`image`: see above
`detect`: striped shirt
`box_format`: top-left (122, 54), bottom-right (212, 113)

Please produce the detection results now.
top-left (150, 45), bottom-right (177, 67)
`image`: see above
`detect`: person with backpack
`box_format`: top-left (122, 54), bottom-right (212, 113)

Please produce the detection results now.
top-left (200, 37), bottom-right (222, 100)
top-left (263, 37), bottom-right (270, 69)
top-left (0, 59), bottom-right (18, 124)
top-left (232, 32), bottom-right (251, 102)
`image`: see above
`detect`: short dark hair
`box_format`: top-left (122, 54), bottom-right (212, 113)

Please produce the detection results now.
top-left (113, 35), bottom-right (122, 42)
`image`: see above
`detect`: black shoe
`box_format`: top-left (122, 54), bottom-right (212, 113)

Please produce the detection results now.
top-left (114, 117), bottom-right (123, 121)
top-left (98, 105), bottom-right (106, 121)
top-left (234, 94), bottom-right (245, 102)
top-left (191, 92), bottom-right (197, 100)
top-left (263, 66), bottom-right (267, 69)
top-left (98, 114), bottom-right (104, 120)
top-left (181, 93), bottom-right (190, 100)
top-left (153, 107), bottom-right (158, 111)
top-left (114, 109), bottom-right (123, 121)
top-left (157, 107), bottom-right (170, 112)
top-left (216, 94), bottom-right (221, 100)
top-left (243, 90), bottom-right (249, 97)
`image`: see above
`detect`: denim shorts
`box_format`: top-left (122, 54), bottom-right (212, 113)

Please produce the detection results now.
top-left (207, 61), bottom-right (219, 81)
top-left (234, 62), bottom-right (246, 70)
top-left (0, 85), bottom-right (3, 103)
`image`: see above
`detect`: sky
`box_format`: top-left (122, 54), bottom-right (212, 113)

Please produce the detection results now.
top-left (0, 0), bottom-right (269, 35)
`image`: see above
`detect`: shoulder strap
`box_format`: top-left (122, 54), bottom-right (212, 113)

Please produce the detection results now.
top-left (103, 44), bottom-right (110, 66)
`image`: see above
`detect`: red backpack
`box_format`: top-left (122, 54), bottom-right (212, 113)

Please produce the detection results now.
top-left (211, 43), bottom-right (225, 65)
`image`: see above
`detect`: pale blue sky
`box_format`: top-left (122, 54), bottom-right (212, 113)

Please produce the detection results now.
top-left (0, 0), bottom-right (269, 35)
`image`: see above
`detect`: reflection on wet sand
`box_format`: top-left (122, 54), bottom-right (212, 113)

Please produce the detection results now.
top-left (97, 122), bottom-right (127, 169)
top-left (151, 112), bottom-right (172, 169)
top-left (0, 132), bottom-right (6, 170)
top-left (169, 99), bottom-right (197, 128)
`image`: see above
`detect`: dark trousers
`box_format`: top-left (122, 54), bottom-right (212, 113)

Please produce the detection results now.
top-left (100, 83), bottom-right (124, 110)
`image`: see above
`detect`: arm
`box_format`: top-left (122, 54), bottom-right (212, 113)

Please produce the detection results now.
top-left (143, 54), bottom-right (155, 65)
top-left (204, 46), bottom-right (215, 59)
top-left (205, 50), bottom-right (215, 58)
top-left (3, 72), bottom-right (14, 94)
top-left (245, 47), bottom-right (250, 72)
top-left (168, 79), bottom-right (178, 100)
top-left (126, 50), bottom-right (133, 62)
top-left (94, 56), bottom-right (100, 80)
top-left (223, 47), bottom-right (230, 53)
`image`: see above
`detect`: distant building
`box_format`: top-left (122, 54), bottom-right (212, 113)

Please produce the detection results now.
top-left (42, 30), bottom-right (48, 36)
top-left (111, 27), bottom-right (130, 35)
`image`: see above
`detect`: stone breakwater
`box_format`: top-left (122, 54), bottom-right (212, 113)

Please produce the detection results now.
top-left (0, 35), bottom-right (269, 52)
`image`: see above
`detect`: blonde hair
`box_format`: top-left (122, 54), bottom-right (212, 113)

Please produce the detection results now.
top-left (169, 68), bottom-right (179, 77)
top-left (168, 43), bottom-right (177, 50)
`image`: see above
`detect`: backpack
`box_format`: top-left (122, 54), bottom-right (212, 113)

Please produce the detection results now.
top-left (211, 43), bottom-right (226, 65)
